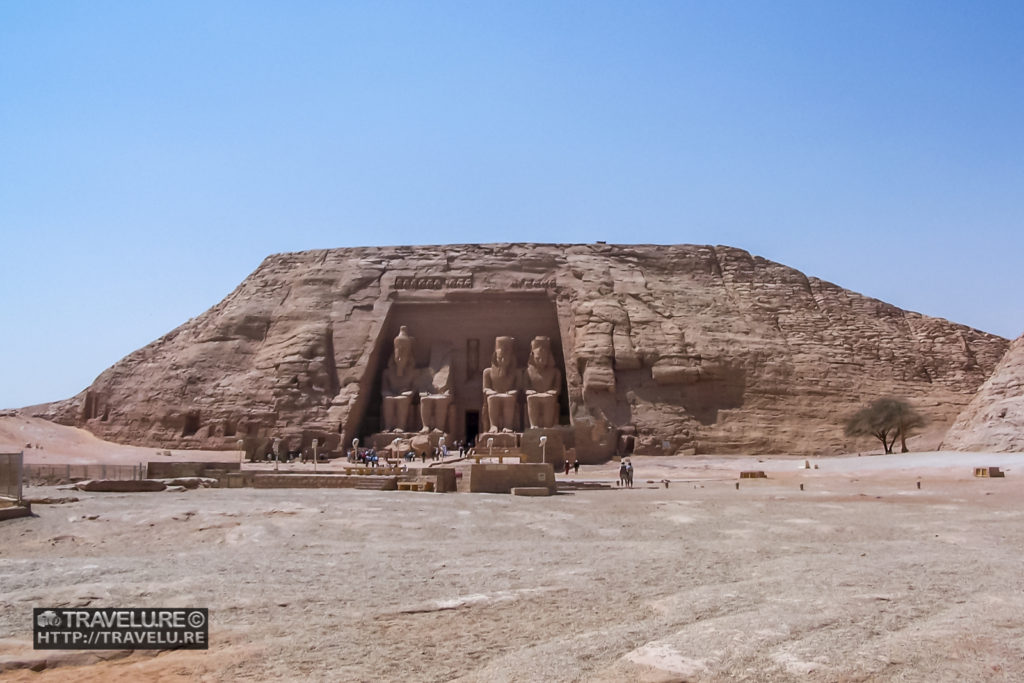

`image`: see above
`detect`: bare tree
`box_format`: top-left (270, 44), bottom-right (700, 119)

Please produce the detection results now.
top-left (844, 398), bottom-right (927, 454)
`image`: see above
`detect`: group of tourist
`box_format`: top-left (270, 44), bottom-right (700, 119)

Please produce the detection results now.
top-left (562, 459), bottom-right (580, 476)
top-left (618, 459), bottom-right (634, 488)
top-left (348, 447), bottom-right (381, 467)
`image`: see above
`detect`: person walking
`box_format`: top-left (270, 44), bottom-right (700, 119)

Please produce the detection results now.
top-left (573, 459), bottom-right (580, 474)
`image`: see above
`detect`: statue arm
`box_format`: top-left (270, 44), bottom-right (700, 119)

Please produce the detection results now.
top-left (549, 368), bottom-right (562, 396)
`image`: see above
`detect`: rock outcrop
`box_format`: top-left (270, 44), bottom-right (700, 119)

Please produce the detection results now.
top-left (942, 333), bottom-right (1024, 452)
top-left (33, 243), bottom-right (1008, 457)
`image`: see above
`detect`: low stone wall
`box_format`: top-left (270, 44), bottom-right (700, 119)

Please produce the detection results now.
top-left (456, 463), bottom-right (556, 494)
top-left (76, 480), bottom-right (167, 492)
top-left (420, 467), bottom-right (457, 493)
top-left (0, 502), bottom-right (31, 521)
top-left (147, 461), bottom-right (241, 478)
top-left (251, 474), bottom-right (398, 490)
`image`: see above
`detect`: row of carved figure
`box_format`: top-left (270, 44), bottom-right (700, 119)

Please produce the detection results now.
top-left (381, 326), bottom-right (562, 433)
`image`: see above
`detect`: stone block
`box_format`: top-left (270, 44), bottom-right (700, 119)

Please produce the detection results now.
top-left (76, 479), bottom-right (167, 492)
top-left (458, 463), bottom-right (556, 494)
top-left (973, 467), bottom-right (1005, 478)
top-left (511, 487), bottom-right (552, 497)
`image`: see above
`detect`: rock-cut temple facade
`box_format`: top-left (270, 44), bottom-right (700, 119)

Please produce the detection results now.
top-left (40, 243), bottom-right (1009, 460)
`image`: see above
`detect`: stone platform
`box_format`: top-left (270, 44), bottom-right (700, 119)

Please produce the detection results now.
top-left (475, 432), bottom-right (520, 449)
top-left (453, 462), bottom-right (555, 494)
top-left (366, 431), bottom-right (450, 453)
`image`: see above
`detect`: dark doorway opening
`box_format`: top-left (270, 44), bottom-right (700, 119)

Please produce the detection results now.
top-left (465, 410), bottom-right (480, 448)
top-left (182, 411), bottom-right (201, 437)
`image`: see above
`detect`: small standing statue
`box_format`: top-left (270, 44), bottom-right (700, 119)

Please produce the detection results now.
top-left (483, 336), bottom-right (520, 433)
top-left (381, 326), bottom-right (418, 432)
top-left (525, 336), bottom-right (561, 429)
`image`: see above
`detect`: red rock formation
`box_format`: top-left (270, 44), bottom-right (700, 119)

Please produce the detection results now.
top-left (942, 333), bottom-right (1024, 452)
top-left (33, 244), bottom-right (1007, 457)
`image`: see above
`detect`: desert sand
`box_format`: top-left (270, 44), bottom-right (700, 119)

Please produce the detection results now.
top-left (2, 417), bottom-right (1024, 681)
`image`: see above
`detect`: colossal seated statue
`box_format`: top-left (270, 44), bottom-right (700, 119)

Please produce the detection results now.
top-left (418, 344), bottom-right (453, 433)
top-left (483, 336), bottom-right (521, 433)
top-left (381, 326), bottom-right (419, 432)
top-left (525, 336), bottom-right (561, 429)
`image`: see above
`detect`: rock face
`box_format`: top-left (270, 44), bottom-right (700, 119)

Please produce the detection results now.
top-left (36, 244), bottom-right (1007, 457)
top-left (942, 333), bottom-right (1024, 452)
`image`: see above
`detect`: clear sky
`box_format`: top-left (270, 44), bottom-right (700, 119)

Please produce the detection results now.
top-left (1, 1), bottom-right (1022, 409)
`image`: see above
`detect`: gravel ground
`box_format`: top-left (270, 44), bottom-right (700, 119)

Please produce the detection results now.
top-left (3, 452), bottom-right (1024, 681)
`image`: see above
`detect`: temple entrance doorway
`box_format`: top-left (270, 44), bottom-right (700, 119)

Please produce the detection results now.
top-left (465, 410), bottom-right (480, 448)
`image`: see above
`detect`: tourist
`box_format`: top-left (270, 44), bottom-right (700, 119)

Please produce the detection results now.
top-left (573, 459), bottom-right (579, 474)
top-left (563, 460), bottom-right (571, 476)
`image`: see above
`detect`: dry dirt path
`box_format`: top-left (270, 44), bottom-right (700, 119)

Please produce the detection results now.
top-left (3, 452), bottom-right (1024, 681)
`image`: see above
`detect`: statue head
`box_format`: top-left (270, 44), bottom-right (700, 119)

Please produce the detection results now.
top-left (492, 336), bottom-right (516, 370)
top-left (392, 326), bottom-right (415, 368)
top-left (529, 336), bottom-right (553, 369)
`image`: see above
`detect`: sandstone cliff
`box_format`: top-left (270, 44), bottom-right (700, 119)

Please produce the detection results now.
top-left (941, 333), bottom-right (1024, 452)
top-left (35, 243), bottom-right (1007, 457)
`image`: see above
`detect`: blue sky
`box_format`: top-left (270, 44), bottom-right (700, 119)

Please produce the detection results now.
top-left (1, 1), bottom-right (1022, 409)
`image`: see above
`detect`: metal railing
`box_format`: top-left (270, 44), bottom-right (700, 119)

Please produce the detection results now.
top-left (0, 452), bottom-right (23, 503)
top-left (23, 463), bottom-right (147, 486)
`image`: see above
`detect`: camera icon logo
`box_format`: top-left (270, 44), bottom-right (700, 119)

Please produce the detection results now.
top-left (37, 611), bottom-right (61, 628)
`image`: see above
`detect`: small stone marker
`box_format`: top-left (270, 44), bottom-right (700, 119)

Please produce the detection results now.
top-left (511, 487), bottom-right (552, 497)
top-left (974, 467), bottom-right (1005, 478)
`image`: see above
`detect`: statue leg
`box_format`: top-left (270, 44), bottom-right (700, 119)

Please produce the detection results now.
top-left (419, 399), bottom-right (432, 433)
top-left (394, 396), bottom-right (411, 432)
top-left (527, 395), bottom-right (541, 430)
top-left (500, 397), bottom-right (516, 433)
top-left (486, 395), bottom-right (501, 432)
top-left (541, 396), bottom-right (557, 428)
top-left (421, 396), bottom-right (451, 433)
top-left (434, 396), bottom-right (451, 432)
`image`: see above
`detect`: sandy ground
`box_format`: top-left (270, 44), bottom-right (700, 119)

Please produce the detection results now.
top-left (2, 418), bottom-right (1024, 681)
top-left (0, 416), bottom-right (236, 466)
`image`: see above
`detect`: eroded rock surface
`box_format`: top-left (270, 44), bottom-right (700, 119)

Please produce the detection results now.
top-left (942, 333), bottom-right (1024, 452)
top-left (32, 244), bottom-right (1007, 456)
